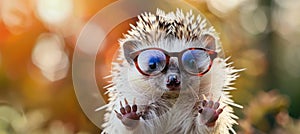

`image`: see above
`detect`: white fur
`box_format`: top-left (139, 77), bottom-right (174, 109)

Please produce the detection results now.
top-left (100, 9), bottom-right (242, 134)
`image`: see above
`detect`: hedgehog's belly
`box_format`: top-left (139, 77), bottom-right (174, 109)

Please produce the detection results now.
top-left (141, 101), bottom-right (206, 134)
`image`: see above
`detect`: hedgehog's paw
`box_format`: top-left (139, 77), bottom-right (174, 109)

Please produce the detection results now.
top-left (114, 98), bottom-right (141, 129)
top-left (198, 95), bottom-right (224, 127)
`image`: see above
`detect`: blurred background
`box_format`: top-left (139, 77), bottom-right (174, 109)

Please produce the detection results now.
top-left (0, 0), bottom-right (300, 133)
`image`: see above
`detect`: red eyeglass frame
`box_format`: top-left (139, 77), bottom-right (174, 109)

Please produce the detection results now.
top-left (129, 47), bottom-right (218, 77)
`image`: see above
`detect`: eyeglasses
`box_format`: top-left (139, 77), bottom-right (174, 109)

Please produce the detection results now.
top-left (129, 47), bottom-right (217, 76)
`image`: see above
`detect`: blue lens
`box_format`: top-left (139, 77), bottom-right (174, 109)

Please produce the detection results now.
top-left (182, 50), bottom-right (210, 74)
top-left (137, 50), bottom-right (166, 75)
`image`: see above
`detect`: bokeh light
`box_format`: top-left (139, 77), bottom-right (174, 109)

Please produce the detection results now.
top-left (32, 33), bottom-right (69, 81)
top-left (273, 0), bottom-right (300, 41)
top-left (77, 22), bottom-right (106, 55)
top-left (0, 0), bottom-right (32, 34)
top-left (207, 0), bottom-right (246, 17)
top-left (240, 6), bottom-right (268, 35)
top-left (35, 0), bottom-right (74, 25)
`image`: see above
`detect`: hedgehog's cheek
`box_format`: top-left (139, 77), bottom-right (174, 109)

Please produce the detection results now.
top-left (126, 68), bottom-right (150, 90)
top-left (181, 75), bottom-right (201, 92)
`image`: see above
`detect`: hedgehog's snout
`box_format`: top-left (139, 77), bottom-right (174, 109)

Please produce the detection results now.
top-left (166, 73), bottom-right (181, 90)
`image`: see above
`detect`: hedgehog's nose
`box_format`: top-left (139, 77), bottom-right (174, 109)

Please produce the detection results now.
top-left (166, 74), bottom-right (181, 90)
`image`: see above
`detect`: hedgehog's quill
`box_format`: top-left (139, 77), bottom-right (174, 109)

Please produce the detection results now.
top-left (100, 9), bottom-right (242, 134)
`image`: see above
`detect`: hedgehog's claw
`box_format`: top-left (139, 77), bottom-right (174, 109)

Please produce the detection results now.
top-left (198, 95), bottom-right (224, 127)
top-left (115, 98), bottom-right (141, 129)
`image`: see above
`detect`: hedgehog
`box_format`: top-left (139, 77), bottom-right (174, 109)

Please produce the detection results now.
top-left (99, 9), bottom-right (242, 134)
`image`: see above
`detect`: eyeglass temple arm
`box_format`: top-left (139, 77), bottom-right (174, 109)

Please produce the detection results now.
top-left (207, 50), bottom-right (218, 60)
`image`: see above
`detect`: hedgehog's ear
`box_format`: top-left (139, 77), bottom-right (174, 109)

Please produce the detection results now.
top-left (201, 34), bottom-right (216, 51)
top-left (123, 40), bottom-right (142, 65)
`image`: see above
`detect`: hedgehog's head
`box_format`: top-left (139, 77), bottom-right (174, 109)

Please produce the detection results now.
top-left (120, 9), bottom-right (221, 99)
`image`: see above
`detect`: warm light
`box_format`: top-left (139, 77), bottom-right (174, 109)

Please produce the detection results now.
top-left (32, 33), bottom-right (69, 81)
top-left (35, 0), bottom-right (73, 25)
top-left (207, 0), bottom-right (246, 17)
top-left (77, 22), bottom-right (105, 55)
top-left (0, 0), bottom-right (32, 34)
top-left (0, 52), bottom-right (2, 66)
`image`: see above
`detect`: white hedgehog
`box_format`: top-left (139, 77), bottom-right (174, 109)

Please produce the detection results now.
top-left (99, 9), bottom-right (243, 134)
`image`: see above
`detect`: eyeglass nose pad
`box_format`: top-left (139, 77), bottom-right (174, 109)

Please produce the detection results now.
top-left (168, 57), bottom-right (180, 69)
